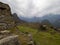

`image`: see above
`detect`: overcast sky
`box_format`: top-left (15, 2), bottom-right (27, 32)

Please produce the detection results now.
top-left (0, 0), bottom-right (60, 17)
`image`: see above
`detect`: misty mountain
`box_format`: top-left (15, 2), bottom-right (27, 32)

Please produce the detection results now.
top-left (19, 14), bottom-right (60, 28)
top-left (41, 14), bottom-right (60, 28)
top-left (19, 16), bottom-right (42, 22)
top-left (19, 14), bottom-right (60, 22)
top-left (53, 19), bottom-right (60, 28)
top-left (41, 14), bottom-right (60, 23)
top-left (41, 19), bottom-right (51, 25)
top-left (12, 13), bottom-right (26, 25)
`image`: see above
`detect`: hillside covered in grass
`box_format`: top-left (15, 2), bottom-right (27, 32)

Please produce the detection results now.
top-left (17, 24), bottom-right (60, 45)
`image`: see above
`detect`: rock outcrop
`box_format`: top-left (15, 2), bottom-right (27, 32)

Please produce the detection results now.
top-left (0, 35), bottom-right (20, 45)
top-left (0, 2), bottom-right (35, 45)
top-left (0, 2), bottom-right (15, 30)
top-left (0, 30), bottom-right (20, 45)
top-left (0, 2), bottom-right (20, 45)
top-left (0, 2), bottom-right (11, 15)
top-left (12, 13), bottom-right (26, 25)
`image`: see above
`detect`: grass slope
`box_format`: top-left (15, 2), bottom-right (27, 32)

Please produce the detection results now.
top-left (17, 25), bottom-right (60, 45)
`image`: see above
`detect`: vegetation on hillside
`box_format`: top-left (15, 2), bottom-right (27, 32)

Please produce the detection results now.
top-left (16, 23), bottom-right (60, 45)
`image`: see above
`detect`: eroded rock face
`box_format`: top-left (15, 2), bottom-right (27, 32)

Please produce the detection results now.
top-left (0, 2), bottom-right (11, 15)
top-left (0, 2), bottom-right (20, 45)
top-left (0, 2), bottom-right (15, 30)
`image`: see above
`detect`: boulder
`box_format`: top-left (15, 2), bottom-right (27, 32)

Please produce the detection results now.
top-left (0, 35), bottom-right (20, 45)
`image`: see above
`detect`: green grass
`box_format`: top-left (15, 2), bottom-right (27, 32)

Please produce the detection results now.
top-left (17, 25), bottom-right (60, 45)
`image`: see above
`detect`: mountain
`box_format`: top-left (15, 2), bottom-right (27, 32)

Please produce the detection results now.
top-left (41, 19), bottom-right (52, 26)
top-left (41, 14), bottom-right (60, 23)
top-left (12, 13), bottom-right (26, 25)
top-left (19, 16), bottom-right (42, 22)
top-left (19, 14), bottom-right (60, 28)
top-left (41, 14), bottom-right (60, 28)
top-left (19, 14), bottom-right (60, 23)
top-left (53, 19), bottom-right (60, 28)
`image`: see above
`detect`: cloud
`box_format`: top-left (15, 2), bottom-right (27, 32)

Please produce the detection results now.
top-left (0, 0), bottom-right (60, 17)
